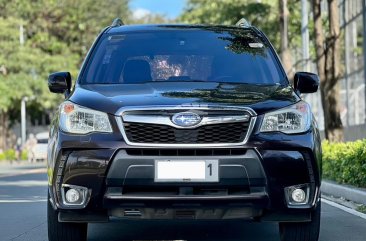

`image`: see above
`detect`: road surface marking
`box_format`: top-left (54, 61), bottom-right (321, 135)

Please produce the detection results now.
top-left (0, 199), bottom-right (47, 203)
top-left (0, 180), bottom-right (48, 187)
top-left (0, 168), bottom-right (47, 178)
top-left (321, 198), bottom-right (366, 220)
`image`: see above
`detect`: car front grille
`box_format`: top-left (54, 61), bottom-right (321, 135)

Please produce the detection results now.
top-left (117, 107), bottom-right (255, 145)
top-left (124, 121), bottom-right (250, 144)
top-left (125, 148), bottom-right (247, 156)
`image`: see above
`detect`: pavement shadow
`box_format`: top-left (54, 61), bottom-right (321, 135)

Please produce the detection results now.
top-left (0, 173), bottom-right (48, 202)
top-left (88, 220), bottom-right (280, 241)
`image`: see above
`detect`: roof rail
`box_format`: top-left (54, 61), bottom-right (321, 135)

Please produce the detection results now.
top-left (111, 18), bottom-right (124, 27)
top-left (235, 18), bottom-right (251, 28)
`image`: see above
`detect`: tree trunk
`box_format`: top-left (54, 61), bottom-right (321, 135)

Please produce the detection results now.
top-left (312, 0), bottom-right (327, 133)
top-left (312, 0), bottom-right (344, 142)
top-left (325, 0), bottom-right (343, 141)
top-left (0, 112), bottom-right (3, 151)
top-left (0, 111), bottom-right (11, 150)
top-left (0, 111), bottom-right (7, 150)
top-left (279, 0), bottom-right (294, 82)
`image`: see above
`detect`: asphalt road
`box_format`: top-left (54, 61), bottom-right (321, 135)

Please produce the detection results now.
top-left (0, 163), bottom-right (366, 241)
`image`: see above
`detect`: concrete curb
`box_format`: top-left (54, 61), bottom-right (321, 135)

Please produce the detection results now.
top-left (321, 180), bottom-right (366, 205)
top-left (321, 198), bottom-right (366, 220)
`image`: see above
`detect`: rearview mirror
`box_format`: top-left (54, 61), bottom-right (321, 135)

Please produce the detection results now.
top-left (48, 72), bottom-right (72, 94)
top-left (294, 72), bottom-right (319, 94)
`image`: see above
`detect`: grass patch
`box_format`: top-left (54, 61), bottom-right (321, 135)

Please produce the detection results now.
top-left (356, 205), bottom-right (366, 214)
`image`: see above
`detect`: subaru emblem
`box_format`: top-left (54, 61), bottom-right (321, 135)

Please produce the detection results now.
top-left (172, 112), bottom-right (202, 127)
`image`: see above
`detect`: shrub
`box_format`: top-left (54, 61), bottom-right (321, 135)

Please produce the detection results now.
top-left (21, 150), bottom-right (28, 160)
top-left (0, 149), bottom-right (28, 161)
top-left (322, 140), bottom-right (366, 188)
top-left (0, 152), bottom-right (5, 161)
top-left (4, 149), bottom-right (16, 161)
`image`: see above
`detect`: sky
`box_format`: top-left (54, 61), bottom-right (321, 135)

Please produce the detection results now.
top-left (130, 0), bottom-right (187, 19)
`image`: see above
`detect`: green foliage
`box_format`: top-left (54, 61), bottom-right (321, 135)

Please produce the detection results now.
top-left (0, 0), bottom-right (130, 137)
top-left (4, 149), bottom-right (16, 161)
top-left (180, 0), bottom-right (279, 47)
top-left (322, 140), bottom-right (366, 188)
top-left (357, 205), bottom-right (366, 214)
top-left (287, 0), bottom-right (303, 52)
top-left (0, 149), bottom-right (27, 161)
top-left (179, 0), bottom-right (305, 55)
top-left (21, 150), bottom-right (28, 160)
top-left (0, 16), bottom-right (75, 120)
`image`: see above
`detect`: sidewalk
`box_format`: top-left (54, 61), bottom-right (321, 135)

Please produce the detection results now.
top-left (321, 180), bottom-right (366, 206)
top-left (0, 161), bottom-right (47, 178)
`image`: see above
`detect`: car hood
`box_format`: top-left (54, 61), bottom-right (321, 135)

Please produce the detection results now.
top-left (69, 82), bottom-right (300, 116)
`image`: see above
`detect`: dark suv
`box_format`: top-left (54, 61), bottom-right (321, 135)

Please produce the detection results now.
top-left (47, 18), bottom-right (322, 241)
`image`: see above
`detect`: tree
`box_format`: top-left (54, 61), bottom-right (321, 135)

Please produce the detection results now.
top-left (0, 0), bottom-right (131, 150)
top-left (0, 16), bottom-right (79, 149)
top-left (179, 0), bottom-right (303, 76)
top-left (279, 0), bottom-right (294, 81)
top-left (179, 0), bottom-right (280, 48)
top-left (312, 0), bottom-right (343, 141)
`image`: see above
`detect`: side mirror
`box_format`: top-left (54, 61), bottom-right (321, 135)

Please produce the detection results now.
top-left (48, 72), bottom-right (72, 94)
top-left (294, 72), bottom-right (319, 94)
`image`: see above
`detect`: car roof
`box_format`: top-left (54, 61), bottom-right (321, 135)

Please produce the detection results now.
top-left (106, 24), bottom-right (257, 34)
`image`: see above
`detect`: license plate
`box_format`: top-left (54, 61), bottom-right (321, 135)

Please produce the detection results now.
top-left (155, 160), bottom-right (219, 182)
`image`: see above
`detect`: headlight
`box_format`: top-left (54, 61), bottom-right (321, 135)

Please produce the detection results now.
top-left (260, 101), bottom-right (311, 134)
top-left (59, 101), bottom-right (112, 134)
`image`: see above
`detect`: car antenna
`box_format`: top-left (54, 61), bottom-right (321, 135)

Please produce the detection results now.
top-left (235, 18), bottom-right (251, 28)
top-left (111, 18), bottom-right (124, 27)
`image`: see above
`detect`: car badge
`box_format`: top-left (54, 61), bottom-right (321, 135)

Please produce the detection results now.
top-left (171, 112), bottom-right (202, 127)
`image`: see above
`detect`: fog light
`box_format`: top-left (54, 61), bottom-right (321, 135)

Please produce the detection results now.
top-left (61, 184), bottom-right (91, 208)
top-left (65, 189), bottom-right (80, 203)
top-left (291, 188), bottom-right (306, 203)
top-left (284, 183), bottom-right (310, 206)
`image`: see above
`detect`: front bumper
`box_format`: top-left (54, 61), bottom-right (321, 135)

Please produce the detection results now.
top-left (48, 109), bottom-right (322, 222)
top-left (102, 149), bottom-right (269, 220)
top-left (49, 129), bottom-right (320, 222)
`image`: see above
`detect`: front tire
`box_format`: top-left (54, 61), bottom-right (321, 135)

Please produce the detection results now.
top-left (47, 193), bottom-right (88, 241)
top-left (279, 202), bottom-right (321, 241)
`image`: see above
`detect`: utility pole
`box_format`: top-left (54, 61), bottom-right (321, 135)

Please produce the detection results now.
top-left (21, 97), bottom-right (28, 145)
top-left (21, 96), bottom-right (35, 145)
top-left (344, 0), bottom-right (350, 127)
top-left (19, 24), bottom-right (24, 46)
top-left (301, 0), bottom-right (310, 72)
top-left (20, 23), bottom-right (26, 145)
top-left (301, 0), bottom-right (319, 122)
top-left (363, 0), bottom-right (366, 123)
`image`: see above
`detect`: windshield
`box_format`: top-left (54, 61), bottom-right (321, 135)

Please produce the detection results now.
top-left (81, 28), bottom-right (285, 85)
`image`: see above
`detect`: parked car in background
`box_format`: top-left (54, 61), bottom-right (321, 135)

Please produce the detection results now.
top-left (33, 132), bottom-right (48, 162)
